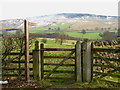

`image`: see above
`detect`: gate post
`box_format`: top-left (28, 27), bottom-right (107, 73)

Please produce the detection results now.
top-left (33, 41), bottom-right (42, 80)
top-left (40, 43), bottom-right (44, 79)
top-left (82, 39), bottom-right (92, 82)
top-left (75, 41), bottom-right (82, 82)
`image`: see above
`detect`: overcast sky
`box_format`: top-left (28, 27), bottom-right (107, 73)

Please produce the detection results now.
top-left (0, 0), bottom-right (119, 20)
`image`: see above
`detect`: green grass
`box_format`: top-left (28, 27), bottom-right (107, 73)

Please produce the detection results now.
top-left (2, 36), bottom-right (119, 88)
top-left (36, 38), bottom-right (75, 48)
top-left (65, 30), bottom-right (102, 39)
top-left (102, 72), bottom-right (120, 83)
top-left (4, 22), bottom-right (117, 40)
top-left (65, 30), bottom-right (117, 39)
top-left (29, 23), bottom-right (70, 33)
top-left (29, 29), bottom-right (116, 40)
top-left (48, 23), bottom-right (70, 30)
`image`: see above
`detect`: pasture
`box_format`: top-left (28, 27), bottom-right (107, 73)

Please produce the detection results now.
top-left (2, 36), bottom-right (120, 88)
top-left (6, 22), bottom-right (117, 40)
top-left (29, 23), bottom-right (70, 33)
top-left (1, 21), bottom-right (119, 88)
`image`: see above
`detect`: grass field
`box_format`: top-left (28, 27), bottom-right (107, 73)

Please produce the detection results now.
top-left (29, 23), bottom-right (70, 33)
top-left (65, 30), bottom-right (102, 39)
top-left (2, 37), bottom-right (119, 88)
top-left (8, 29), bottom-right (117, 40)
top-left (2, 21), bottom-right (119, 88)
top-left (34, 38), bottom-right (119, 88)
top-left (6, 22), bottom-right (117, 40)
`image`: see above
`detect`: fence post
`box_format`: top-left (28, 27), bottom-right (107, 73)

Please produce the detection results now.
top-left (75, 41), bottom-right (82, 82)
top-left (82, 39), bottom-right (92, 82)
top-left (24, 20), bottom-right (30, 81)
top-left (40, 43), bottom-right (44, 79)
top-left (33, 41), bottom-right (42, 80)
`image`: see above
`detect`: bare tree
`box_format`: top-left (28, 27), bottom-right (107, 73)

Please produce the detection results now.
top-left (2, 34), bottom-right (36, 67)
top-left (54, 31), bottom-right (68, 45)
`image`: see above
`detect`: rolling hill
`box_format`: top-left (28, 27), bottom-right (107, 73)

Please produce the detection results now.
top-left (0, 13), bottom-right (118, 31)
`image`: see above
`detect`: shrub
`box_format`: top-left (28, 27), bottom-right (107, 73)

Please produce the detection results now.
top-left (41, 39), bottom-right (47, 43)
top-left (72, 42), bottom-right (75, 45)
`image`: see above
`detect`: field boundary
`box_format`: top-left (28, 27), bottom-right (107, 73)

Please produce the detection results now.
top-left (2, 40), bottom-right (120, 84)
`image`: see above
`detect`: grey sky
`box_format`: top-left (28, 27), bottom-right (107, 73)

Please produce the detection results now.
top-left (0, 0), bottom-right (119, 20)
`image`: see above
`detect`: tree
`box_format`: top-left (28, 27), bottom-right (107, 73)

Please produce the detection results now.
top-left (81, 29), bottom-right (86, 38)
top-left (101, 28), bottom-right (104, 30)
top-left (57, 27), bottom-right (60, 31)
top-left (41, 39), bottom-right (47, 43)
top-left (48, 27), bottom-right (51, 30)
top-left (81, 30), bottom-right (86, 34)
top-left (2, 30), bottom-right (8, 36)
top-left (54, 31), bottom-right (68, 45)
top-left (99, 31), bottom-right (117, 40)
top-left (2, 34), bottom-right (36, 67)
top-left (99, 33), bottom-right (103, 37)
top-left (108, 27), bottom-right (111, 30)
top-left (95, 27), bottom-right (99, 30)
top-left (16, 29), bottom-right (23, 35)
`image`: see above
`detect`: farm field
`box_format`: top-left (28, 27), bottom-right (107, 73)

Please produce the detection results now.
top-left (29, 23), bottom-right (71, 33)
top-left (29, 38), bottom-right (76, 53)
top-left (6, 22), bottom-right (117, 40)
top-left (7, 29), bottom-right (117, 40)
top-left (2, 37), bottom-right (120, 88)
top-left (2, 22), bottom-right (119, 88)
top-left (65, 30), bottom-right (102, 39)
top-left (2, 36), bottom-right (120, 88)
top-left (69, 21), bottom-right (117, 31)
top-left (28, 23), bottom-right (117, 39)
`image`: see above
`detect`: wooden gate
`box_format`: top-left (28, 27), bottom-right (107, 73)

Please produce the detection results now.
top-left (33, 40), bottom-right (93, 82)
top-left (92, 42), bottom-right (120, 85)
top-left (33, 41), bottom-right (76, 81)
top-left (43, 48), bottom-right (75, 80)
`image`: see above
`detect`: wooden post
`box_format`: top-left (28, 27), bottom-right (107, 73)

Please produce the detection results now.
top-left (82, 39), bottom-right (92, 82)
top-left (24, 20), bottom-right (30, 81)
top-left (75, 41), bottom-right (82, 82)
top-left (91, 42), bottom-right (93, 80)
top-left (0, 41), bottom-right (2, 82)
top-left (118, 3), bottom-right (120, 38)
top-left (40, 43), bottom-right (44, 79)
top-left (33, 41), bottom-right (43, 80)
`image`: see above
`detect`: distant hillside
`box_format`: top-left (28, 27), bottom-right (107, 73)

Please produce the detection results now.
top-left (0, 13), bottom-right (118, 31)
top-left (57, 13), bottom-right (117, 19)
